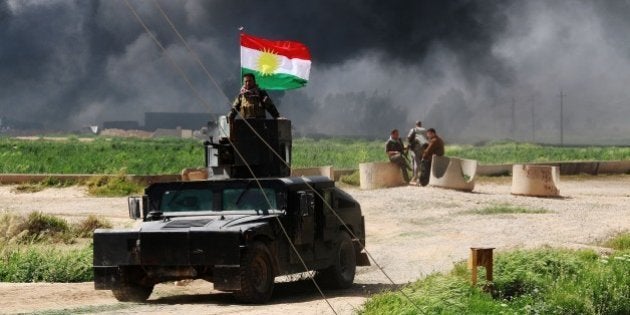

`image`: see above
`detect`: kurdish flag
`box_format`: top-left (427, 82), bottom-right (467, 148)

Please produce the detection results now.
top-left (240, 32), bottom-right (311, 90)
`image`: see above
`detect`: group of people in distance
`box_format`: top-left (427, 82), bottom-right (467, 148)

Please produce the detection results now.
top-left (386, 121), bottom-right (444, 186)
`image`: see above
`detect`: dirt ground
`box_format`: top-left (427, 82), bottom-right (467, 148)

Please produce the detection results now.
top-left (1, 175), bottom-right (628, 314)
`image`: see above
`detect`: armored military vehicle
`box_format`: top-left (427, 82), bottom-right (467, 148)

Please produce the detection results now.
top-left (93, 117), bottom-right (369, 304)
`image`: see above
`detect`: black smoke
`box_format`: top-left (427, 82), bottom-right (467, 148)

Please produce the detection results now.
top-left (0, 0), bottom-right (628, 144)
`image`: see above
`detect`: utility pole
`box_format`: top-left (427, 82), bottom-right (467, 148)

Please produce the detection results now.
top-left (511, 97), bottom-right (516, 141)
top-left (530, 96), bottom-right (535, 143)
top-left (559, 89), bottom-right (566, 146)
top-left (511, 97), bottom-right (517, 162)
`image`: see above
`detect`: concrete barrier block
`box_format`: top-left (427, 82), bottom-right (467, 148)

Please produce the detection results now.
top-left (291, 166), bottom-right (334, 180)
top-left (181, 168), bottom-right (209, 181)
top-left (511, 164), bottom-right (560, 197)
top-left (359, 162), bottom-right (406, 190)
top-left (428, 156), bottom-right (477, 192)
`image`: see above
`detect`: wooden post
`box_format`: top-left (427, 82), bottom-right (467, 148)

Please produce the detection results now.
top-left (469, 247), bottom-right (494, 286)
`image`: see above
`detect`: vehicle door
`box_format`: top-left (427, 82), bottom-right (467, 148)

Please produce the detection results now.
top-left (290, 190), bottom-right (315, 262)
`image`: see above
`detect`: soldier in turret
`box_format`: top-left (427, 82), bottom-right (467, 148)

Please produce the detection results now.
top-left (228, 73), bottom-right (280, 120)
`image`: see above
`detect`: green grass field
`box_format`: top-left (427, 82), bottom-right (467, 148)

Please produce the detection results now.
top-left (0, 137), bottom-right (628, 174)
top-left (361, 244), bottom-right (630, 315)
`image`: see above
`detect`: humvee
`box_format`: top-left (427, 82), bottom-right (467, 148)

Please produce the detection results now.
top-left (93, 117), bottom-right (369, 303)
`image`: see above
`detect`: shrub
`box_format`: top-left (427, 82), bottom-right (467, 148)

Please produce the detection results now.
top-left (0, 212), bottom-right (106, 244)
top-left (0, 212), bottom-right (27, 244)
top-left (340, 170), bottom-right (360, 186)
top-left (39, 176), bottom-right (77, 188)
top-left (86, 172), bottom-right (143, 197)
top-left (20, 212), bottom-right (72, 244)
top-left (11, 184), bottom-right (45, 193)
top-left (603, 231), bottom-right (630, 251)
top-left (73, 215), bottom-right (112, 238)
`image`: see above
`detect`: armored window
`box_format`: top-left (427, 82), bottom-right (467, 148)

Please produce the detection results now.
top-left (160, 189), bottom-right (214, 212)
top-left (223, 187), bottom-right (277, 211)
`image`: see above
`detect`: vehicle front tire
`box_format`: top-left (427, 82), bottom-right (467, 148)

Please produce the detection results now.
top-left (316, 232), bottom-right (356, 289)
top-left (112, 284), bottom-right (153, 302)
top-left (234, 241), bottom-right (275, 304)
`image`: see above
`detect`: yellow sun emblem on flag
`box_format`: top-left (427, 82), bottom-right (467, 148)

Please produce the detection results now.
top-left (256, 49), bottom-right (280, 76)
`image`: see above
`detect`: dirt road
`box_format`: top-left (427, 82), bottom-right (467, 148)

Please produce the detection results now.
top-left (1, 175), bottom-right (628, 314)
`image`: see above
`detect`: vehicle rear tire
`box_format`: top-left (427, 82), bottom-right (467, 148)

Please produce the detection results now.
top-left (112, 284), bottom-right (153, 302)
top-left (316, 232), bottom-right (356, 289)
top-left (234, 241), bottom-right (275, 304)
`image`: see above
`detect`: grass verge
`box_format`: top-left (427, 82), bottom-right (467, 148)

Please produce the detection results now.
top-left (0, 244), bottom-right (93, 282)
top-left (461, 203), bottom-right (550, 215)
top-left (0, 212), bottom-right (112, 282)
top-left (361, 247), bottom-right (630, 314)
top-left (12, 177), bottom-right (78, 194)
top-left (30, 304), bottom-right (134, 315)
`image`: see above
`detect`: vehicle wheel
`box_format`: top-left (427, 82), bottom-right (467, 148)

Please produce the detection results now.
top-left (112, 284), bottom-right (153, 302)
top-left (316, 232), bottom-right (356, 289)
top-left (234, 241), bottom-right (275, 304)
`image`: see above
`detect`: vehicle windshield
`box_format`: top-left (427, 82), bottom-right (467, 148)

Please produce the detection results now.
top-left (158, 187), bottom-right (277, 212)
top-left (160, 189), bottom-right (213, 212)
top-left (223, 187), bottom-right (276, 211)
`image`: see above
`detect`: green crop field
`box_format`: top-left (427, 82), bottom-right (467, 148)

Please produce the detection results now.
top-left (0, 137), bottom-right (203, 174)
top-left (0, 137), bottom-right (628, 174)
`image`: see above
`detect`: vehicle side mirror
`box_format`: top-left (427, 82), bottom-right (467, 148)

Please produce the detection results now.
top-left (128, 196), bottom-right (142, 220)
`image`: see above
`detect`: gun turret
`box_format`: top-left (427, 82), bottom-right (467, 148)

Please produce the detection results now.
top-left (205, 116), bottom-right (291, 178)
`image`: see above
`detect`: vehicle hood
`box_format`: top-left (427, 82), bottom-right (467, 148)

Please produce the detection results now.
top-left (139, 214), bottom-right (278, 232)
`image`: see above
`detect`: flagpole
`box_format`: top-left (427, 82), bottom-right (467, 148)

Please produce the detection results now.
top-left (238, 27), bottom-right (244, 82)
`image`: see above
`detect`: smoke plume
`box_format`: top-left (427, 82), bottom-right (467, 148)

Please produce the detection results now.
top-left (0, 0), bottom-right (628, 144)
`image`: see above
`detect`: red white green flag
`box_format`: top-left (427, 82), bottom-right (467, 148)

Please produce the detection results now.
top-left (240, 32), bottom-right (311, 90)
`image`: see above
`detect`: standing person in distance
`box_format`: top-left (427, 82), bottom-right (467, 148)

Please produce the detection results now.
top-left (407, 121), bottom-right (428, 185)
top-left (419, 128), bottom-right (445, 186)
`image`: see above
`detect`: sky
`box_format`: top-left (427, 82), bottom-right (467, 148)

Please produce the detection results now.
top-left (1, 0), bottom-right (629, 144)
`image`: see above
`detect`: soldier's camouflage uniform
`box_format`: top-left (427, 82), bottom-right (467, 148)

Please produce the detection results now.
top-left (385, 137), bottom-right (410, 183)
top-left (228, 87), bottom-right (280, 120)
top-left (407, 126), bottom-right (428, 183)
